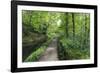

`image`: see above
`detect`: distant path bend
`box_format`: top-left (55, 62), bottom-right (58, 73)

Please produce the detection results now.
top-left (38, 38), bottom-right (58, 61)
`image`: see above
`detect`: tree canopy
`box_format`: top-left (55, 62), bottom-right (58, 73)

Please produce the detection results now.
top-left (22, 10), bottom-right (90, 62)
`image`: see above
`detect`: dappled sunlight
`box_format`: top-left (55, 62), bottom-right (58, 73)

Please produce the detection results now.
top-left (22, 10), bottom-right (90, 62)
top-left (57, 19), bottom-right (62, 26)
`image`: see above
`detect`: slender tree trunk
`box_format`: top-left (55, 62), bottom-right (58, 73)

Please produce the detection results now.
top-left (85, 14), bottom-right (87, 34)
top-left (66, 13), bottom-right (69, 37)
top-left (72, 13), bottom-right (75, 49)
top-left (80, 14), bottom-right (83, 50)
top-left (29, 11), bottom-right (35, 32)
top-left (72, 13), bottom-right (75, 39)
top-left (29, 11), bottom-right (32, 26)
top-left (85, 14), bottom-right (88, 48)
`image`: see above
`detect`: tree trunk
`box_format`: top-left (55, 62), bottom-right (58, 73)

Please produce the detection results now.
top-left (66, 13), bottom-right (69, 37)
top-left (80, 14), bottom-right (83, 50)
top-left (72, 13), bottom-right (75, 38)
top-left (85, 14), bottom-right (88, 47)
top-left (29, 11), bottom-right (33, 26)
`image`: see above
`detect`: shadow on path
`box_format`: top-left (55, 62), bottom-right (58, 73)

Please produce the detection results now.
top-left (38, 38), bottom-right (59, 61)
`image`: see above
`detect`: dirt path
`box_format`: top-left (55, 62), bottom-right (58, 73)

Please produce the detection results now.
top-left (38, 38), bottom-right (59, 61)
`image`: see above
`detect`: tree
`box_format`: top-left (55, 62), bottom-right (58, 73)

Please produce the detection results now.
top-left (72, 13), bottom-right (75, 40)
top-left (66, 13), bottom-right (69, 37)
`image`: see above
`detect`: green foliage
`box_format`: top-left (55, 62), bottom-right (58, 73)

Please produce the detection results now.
top-left (24, 46), bottom-right (46, 62)
top-left (57, 13), bottom-right (90, 60)
top-left (22, 32), bottom-right (47, 61)
top-left (22, 10), bottom-right (90, 62)
top-left (58, 34), bottom-right (90, 60)
top-left (24, 38), bottom-right (52, 62)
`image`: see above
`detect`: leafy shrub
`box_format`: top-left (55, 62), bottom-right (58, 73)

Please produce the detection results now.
top-left (24, 46), bottom-right (46, 62)
top-left (57, 36), bottom-right (90, 60)
top-left (24, 38), bottom-right (52, 62)
top-left (22, 32), bottom-right (47, 61)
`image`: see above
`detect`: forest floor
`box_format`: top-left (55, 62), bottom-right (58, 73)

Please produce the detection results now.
top-left (38, 38), bottom-right (59, 61)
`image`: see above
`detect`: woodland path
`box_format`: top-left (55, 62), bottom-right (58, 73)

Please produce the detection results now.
top-left (38, 38), bottom-right (59, 61)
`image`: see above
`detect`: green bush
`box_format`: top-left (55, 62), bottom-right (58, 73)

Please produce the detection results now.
top-left (57, 36), bottom-right (90, 60)
top-left (24, 46), bottom-right (46, 62)
top-left (24, 38), bottom-right (52, 62)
